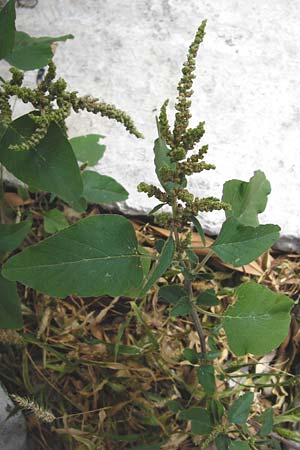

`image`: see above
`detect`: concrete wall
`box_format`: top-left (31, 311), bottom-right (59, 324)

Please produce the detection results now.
top-left (2, 0), bottom-right (300, 251)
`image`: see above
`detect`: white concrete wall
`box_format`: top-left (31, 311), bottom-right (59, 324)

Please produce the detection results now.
top-left (2, 0), bottom-right (300, 251)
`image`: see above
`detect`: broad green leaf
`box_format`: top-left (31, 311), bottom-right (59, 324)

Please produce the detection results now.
top-left (70, 134), bottom-right (105, 166)
top-left (0, 114), bottom-right (84, 210)
top-left (179, 407), bottom-right (212, 435)
top-left (197, 288), bottom-right (219, 307)
top-left (0, 274), bottom-right (22, 329)
top-left (223, 171), bottom-right (271, 227)
top-left (82, 170), bottom-right (128, 204)
top-left (5, 31), bottom-right (73, 70)
top-left (2, 214), bottom-right (143, 298)
top-left (260, 408), bottom-right (274, 437)
top-left (222, 282), bottom-right (293, 356)
top-left (0, 220), bottom-right (31, 254)
top-left (228, 392), bottom-right (254, 425)
top-left (169, 296), bottom-right (191, 317)
top-left (158, 285), bottom-right (188, 304)
top-left (43, 209), bottom-right (69, 234)
top-left (229, 441), bottom-right (251, 450)
top-left (0, 0), bottom-right (16, 59)
top-left (211, 217), bottom-right (280, 266)
top-left (191, 215), bottom-right (206, 246)
top-left (139, 236), bottom-right (174, 297)
top-left (197, 365), bottom-right (215, 395)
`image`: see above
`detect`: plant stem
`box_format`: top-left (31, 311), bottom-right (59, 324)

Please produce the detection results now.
top-left (171, 201), bottom-right (207, 354)
top-left (0, 164), bottom-right (4, 224)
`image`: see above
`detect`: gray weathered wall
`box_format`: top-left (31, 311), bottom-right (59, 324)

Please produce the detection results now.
top-left (2, 0), bottom-right (300, 251)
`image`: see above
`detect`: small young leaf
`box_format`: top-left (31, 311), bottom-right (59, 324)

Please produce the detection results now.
top-left (82, 170), bottom-right (128, 204)
top-left (0, 114), bottom-right (84, 211)
top-left (190, 214), bottom-right (206, 246)
top-left (259, 408), bottom-right (274, 437)
top-left (70, 134), bottom-right (105, 166)
top-left (139, 236), bottom-right (174, 297)
top-left (223, 171), bottom-right (271, 227)
top-left (158, 285), bottom-right (188, 304)
top-left (197, 365), bottom-right (216, 395)
top-left (0, 220), bottom-right (31, 254)
top-left (211, 217), bottom-right (280, 266)
top-left (166, 400), bottom-right (182, 413)
top-left (3, 215), bottom-right (143, 298)
top-left (148, 203), bottom-right (166, 216)
top-left (0, 0), bottom-right (16, 60)
top-left (228, 392), bottom-right (254, 425)
top-left (179, 407), bottom-right (212, 435)
top-left (215, 434), bottom-right (231, 450)
top-left (197, 288), bottom-right (219, 307)
top-left (170, 296), bottom-right (191, 317)
top-left (229, 441), bottom-right (251, 450)
top-left (154, 136), bottom-right (177, 192)
top-left (209, 399), bottom-right (224, 424)
top-left (153, 134), bottom-right (186, 192)
top-left (222, 282), bottom-right (293, 356)
top-left (43, 209), bottom-right (69, 234)
top-left (186, 248), bottom-right (198, 267)
top-left (183, 348), bottom-right (199, 364)
top-left (0, 274), bottom-right (22, 329)
top-left (5, 31), bottom-right (73, 70)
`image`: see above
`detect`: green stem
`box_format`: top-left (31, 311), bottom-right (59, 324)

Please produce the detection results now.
top-left (171, 200), bottom-right (207, 354)
top-left (0, 164), bottom-right (4, 224)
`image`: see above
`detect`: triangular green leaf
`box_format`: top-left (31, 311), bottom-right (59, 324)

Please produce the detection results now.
top-left (0, 0), bottom-right (16, 60)
top-left (2, 215), bottom-right (143, 298)
top-left (5, 31), bottom-right (73, 70)
top-left (139, 236), bottom-right (174, 297)
top-left (158, 284), bottom-right (188, 304)
top-left (179, 407), bottom-right (212, 435)
top-left (43, 209), bottom-right (69, 234)
top-left (70, 134), bottom-right (105, 166)
top-left (169, 296), bottom-right (191, 317)
top-left (0, 114), bottom-right (84, 210)
top-left (228, 392), bottom-right (254, 424)
top-left (211, 217), bottom-right (280, 266)
top-left (183, 348), bottom-right (199, 364)
top-left (0, 220), bottom-right (31, 254)
top-left (197, 288), bottom-right (219, 307)
top-left (223, 171), bottom-right (271, 227)
top-left (222, 282), bottom-right (293, 356)
top-left (82, 170), bottom-right (128, 204)
top-left (0, 274), bottom-right (22, 329)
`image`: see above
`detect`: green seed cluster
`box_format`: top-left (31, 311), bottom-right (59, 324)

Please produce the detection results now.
top-left (0, 61), bottom-right (143, 152)
top-left (140, 20), bottom-right (230, 232)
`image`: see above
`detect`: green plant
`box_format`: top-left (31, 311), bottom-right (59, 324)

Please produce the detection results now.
top-left (0, 0), bottom-right (142, 326)
top-left (0, 3), bottom-right (298, 449)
